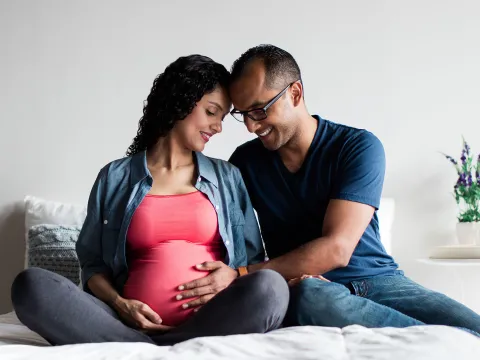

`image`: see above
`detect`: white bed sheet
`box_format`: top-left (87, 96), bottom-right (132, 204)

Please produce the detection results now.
top-left (0, 311), bottom-right (478, 360)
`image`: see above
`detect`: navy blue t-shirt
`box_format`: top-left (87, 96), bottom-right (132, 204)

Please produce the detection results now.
top-left (229, 115), bottom-right (402, 284)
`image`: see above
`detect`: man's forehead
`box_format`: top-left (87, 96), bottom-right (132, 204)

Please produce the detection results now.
top-left (231, 63), bottom-right (268, 109)
top-left (235, 61), bottom-right (265, 87)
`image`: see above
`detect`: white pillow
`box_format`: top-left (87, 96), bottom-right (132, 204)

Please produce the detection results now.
top-left (24, 195), bottom-right (87, 269)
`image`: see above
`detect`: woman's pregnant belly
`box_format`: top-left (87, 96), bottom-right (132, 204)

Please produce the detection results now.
top-left (123, 240), bottom-right (223, 326)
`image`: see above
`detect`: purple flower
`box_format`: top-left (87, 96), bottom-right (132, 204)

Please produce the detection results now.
top-left (461, 150), bottom-right (467, 164)
top-left (457, 173), bottom-right (467, 187)
top-left (467, 174), bottom-right (473, 186)
top-left (445, 155), bottom-right (458, 165)
top-left (465, 142), bottom-right (471, 155)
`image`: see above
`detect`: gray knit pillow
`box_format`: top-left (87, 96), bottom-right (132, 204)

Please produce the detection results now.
top-left (27, 224), bottom-right (81, 285)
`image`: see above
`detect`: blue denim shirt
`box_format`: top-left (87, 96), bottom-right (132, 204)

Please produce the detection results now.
top-left (76, 151), bottom-right (265, 293)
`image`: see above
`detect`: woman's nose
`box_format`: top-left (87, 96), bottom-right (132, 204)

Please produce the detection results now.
top-left (211, 119), bottom-right (222, 134)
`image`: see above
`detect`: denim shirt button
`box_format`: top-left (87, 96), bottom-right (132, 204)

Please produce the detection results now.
top-left (103, 220), bottom-right (108, 225)
top-left (225, 240), bottom-right (230, 246)
top-left (215, 204), bottom-right (219, 210)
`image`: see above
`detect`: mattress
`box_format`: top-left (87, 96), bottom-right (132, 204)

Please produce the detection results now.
top-left (0, 312), bottom-right (479, 360)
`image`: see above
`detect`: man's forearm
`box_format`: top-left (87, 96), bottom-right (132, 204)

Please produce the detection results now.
top-left (248, 235), bottom-right (348, 280)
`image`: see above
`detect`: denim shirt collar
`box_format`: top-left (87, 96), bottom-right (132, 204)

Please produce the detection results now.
top-left (129, 150), bottom-right (218, 188)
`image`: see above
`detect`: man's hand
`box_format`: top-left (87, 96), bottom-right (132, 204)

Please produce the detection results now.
top-left (287, 274), bottom-right (330, 287)
top-left (177, 261), bottom-right (238, 309)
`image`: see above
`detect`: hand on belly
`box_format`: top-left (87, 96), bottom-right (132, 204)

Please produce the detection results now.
top-left (176, 260), bottom-right (239, 311)
top-left (113, 297), bottom-right (174, 333)
top-left (123, 242), bottom-right (222, 326)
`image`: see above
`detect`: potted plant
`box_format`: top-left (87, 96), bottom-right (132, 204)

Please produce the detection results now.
top-left (443, 138), bottom-right (480, 245)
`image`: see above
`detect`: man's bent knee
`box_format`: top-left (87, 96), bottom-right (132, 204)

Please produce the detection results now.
top-left (287, 278), bottom-right (352, 327)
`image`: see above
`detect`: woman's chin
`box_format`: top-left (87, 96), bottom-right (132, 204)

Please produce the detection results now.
top-left (183, 139), bottom-right (207, 153)
top-left (192, 142), bottom-right (206, 153)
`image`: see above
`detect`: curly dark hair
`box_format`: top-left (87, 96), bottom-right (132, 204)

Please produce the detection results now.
top-left (126, 55), bottom-right (230, 156)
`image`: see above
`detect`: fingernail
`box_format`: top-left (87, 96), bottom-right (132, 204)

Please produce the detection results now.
top-left (182, 303), bottom-right (189, 309)
top-left (196, 264), bottom-right (203, 268)
top-left (176, 295), bottom-right (183, 300)
top-left (178, 285), bottom-right (184, 291)
top-left (194, 308), bottom-right (199, 313)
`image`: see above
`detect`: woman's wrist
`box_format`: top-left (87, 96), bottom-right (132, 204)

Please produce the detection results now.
top-left (110, 294), bottom-right (126, 311)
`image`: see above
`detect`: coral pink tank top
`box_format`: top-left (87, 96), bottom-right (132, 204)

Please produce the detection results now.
top-left (122, 191), bottom-right (224, 326)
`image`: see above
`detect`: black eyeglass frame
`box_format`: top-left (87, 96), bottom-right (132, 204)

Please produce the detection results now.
top-left (230, 80), bottom-right (301, 122)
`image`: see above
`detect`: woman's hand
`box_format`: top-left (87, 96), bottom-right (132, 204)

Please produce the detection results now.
top-left (112, 296), bottom-right (173, 332)
top-left (287, 274), bottom-right (330, 287)
top-left (176, 261), bottom-right (238, 309)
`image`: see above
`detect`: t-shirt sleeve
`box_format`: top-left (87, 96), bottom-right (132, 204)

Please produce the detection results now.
top-left (331, 131), bottom-right (386, 210)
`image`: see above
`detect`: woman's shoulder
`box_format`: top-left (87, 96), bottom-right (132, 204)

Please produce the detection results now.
top-left (199, 153), bottom-right (241, 178)
top-left (195, 153), bottom-right (244, 193)
top-left (105, 156), bottom-right (133, 172)
top-left (93, 155), bottom-right (136, 184)
top-left (205, 155), bottom-right (238, 170)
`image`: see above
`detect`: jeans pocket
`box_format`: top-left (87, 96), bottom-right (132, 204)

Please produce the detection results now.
top-left (350, 280), bottom-right (369, 297)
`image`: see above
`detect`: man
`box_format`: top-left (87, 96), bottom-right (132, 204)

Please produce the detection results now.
top-left (224, 44), bottom-right (480, 332)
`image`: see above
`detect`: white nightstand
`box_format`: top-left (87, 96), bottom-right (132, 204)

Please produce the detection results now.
top-left (417, 258), bottom-right (480, 311)
top-left (418, 259), bottom-right (480, 266)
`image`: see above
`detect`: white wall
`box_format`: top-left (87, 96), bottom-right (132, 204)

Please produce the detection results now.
top-left (1, 0), bottom-right (480, 313)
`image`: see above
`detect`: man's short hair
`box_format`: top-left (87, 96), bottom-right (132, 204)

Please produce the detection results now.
top-left (231, 44), bottom-right (302, 90)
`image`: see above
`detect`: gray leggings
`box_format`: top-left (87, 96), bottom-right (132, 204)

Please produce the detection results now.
top-left (11, 267), bottom-right (289, 346)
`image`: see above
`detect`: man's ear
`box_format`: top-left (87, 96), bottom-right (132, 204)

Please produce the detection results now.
top-left (290, 81), bottom-right (303, 107)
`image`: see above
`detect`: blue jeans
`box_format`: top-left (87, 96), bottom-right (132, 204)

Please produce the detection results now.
top-left (287, 274), bottom-right (480, 335)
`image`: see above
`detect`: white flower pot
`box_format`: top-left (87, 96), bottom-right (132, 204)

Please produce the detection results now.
top-left (455, 222), bottom-right (480, 245)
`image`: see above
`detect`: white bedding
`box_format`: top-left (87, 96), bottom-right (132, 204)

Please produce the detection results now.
top-left (0, 312), bottom-right (478, 360)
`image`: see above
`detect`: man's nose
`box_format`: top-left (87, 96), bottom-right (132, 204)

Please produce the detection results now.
top-left (245, 117), bottom-right (260, 134)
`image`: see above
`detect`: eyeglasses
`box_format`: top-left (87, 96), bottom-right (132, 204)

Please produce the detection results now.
top-left (230, 81), bottom-right (299, 122)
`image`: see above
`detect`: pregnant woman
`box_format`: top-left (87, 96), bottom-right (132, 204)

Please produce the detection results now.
top-left (11, 54), bottom-right (289, 346)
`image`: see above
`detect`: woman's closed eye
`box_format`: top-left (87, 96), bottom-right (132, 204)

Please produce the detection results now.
top-left (206, 108), bottom-right (217, 116)
top-left (206, 108), bottom-right (226, 122)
